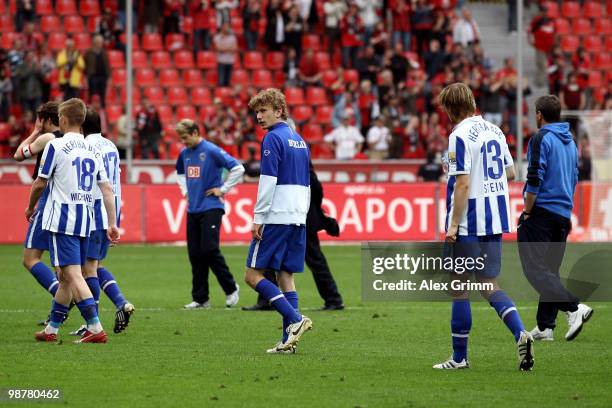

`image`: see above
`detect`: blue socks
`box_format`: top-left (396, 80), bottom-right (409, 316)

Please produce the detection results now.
top-left (255, 280), bottom-right (301, 325)
top-left (282, 291), bottom-right (299, 343)
top-left (489, 290), bottom-right (525, 342)
top-left (451, 299), bottom-right (472, 363)
top-left (97, 267), bottom-right (127, 309)
top-left (30, 262), bottom-right (58, 295)
top-left (76, 298), bottom-right (100, 325)
top-left (85, 277), bottom-right (100, 312)
top-left (49, 301), bottom-right (70, 329)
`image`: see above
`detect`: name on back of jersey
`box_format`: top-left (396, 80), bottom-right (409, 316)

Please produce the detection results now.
top-left (60, 138), bottom-right (101, 158)
top-left (465, 121), bottom-right (504, 142)
top-left (288, 139), bottom-right (307, 149)
top-left (483, 180), bottom-right (505, 194)
top-left (70, 191), bottom-right (94, 203)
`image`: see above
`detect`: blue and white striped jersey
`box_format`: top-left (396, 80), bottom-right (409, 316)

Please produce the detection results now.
top-left (254, 122), bottom-right (310, 225)
top-left (86, 133), bottom-right (121, 230)
top-left (38, 132), bottom-right (108, 237)
top-left (446, 116), bottom-right (513, 236)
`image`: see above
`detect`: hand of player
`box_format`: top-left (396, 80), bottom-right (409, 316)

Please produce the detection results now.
top-left (251, 223), bottom-right (263, 240)
top-left (445, 225), bottom-right (458, 243)
top-left (107, 225), bottom-right (121, 245)
top-left (25, 207), bottom-right (35, 223)
top-left (33, 117), bottom-right (43, 134)
top-left (205, 188), bottom-right (223, 197)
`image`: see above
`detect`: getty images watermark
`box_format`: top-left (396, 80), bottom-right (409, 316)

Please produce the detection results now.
top-left (361, 242), bottom-right (612, 302)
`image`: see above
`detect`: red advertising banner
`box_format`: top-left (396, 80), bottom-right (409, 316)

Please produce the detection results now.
top-left (0, 182), bottom-right (610, 244)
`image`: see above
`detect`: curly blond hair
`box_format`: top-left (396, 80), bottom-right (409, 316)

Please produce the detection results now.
top-left (247, 88), bottom-right (288, 120)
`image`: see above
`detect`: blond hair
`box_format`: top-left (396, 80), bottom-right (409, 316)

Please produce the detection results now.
top-left (58, 98), bottom-right (87, 127)
top-left (438, 82), bottom-right (477, 124)
top-left (248, 88), bottom-right (288, 120)
top-left (176, 118), bottom-right (200, 135)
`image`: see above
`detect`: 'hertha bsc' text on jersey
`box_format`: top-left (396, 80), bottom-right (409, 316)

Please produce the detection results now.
top-left (446, 116), bottom-right (513, 236)
top-left (86, 133), bottom-right (121, 230)
top-left (38, 132), bottom-right (108, 237)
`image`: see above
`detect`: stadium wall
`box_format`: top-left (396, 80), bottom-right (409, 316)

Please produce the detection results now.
top-left (1, 182), bottom-right (610, 244)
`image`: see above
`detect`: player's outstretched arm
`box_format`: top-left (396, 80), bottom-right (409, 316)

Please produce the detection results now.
top-left (14, 120), bottom-right (55, 162)
top-left (506, 164), bottom-right (516, 181)
top-left (25, 177), bottom-right (48, 221)
top-left (447, 174), bottom-right (470, 242)
top-left (100, 181), bottom-right (120, 243)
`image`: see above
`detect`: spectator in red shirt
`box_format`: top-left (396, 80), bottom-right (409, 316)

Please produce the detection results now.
top-left (560, 72), bottom-right (585, 135)
top-left (547, 47), bottom-right (565, 95)
top-left (190, 0), bottom-right (213, 56)
top-left (528, 5), bottom-right (554, 87)
top-left (297, 48), bottom-right (322, 88)
top-left (340, 3), bottom-right (363, 68)
top-left (390, 0), bottom-right (411, 52)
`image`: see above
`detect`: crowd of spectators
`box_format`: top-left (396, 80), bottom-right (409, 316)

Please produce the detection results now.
top-left (0, 0), bottom-right (608, 167)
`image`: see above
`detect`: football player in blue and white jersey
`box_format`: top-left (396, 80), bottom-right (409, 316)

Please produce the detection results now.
top-left (433, 83), bottom-right (534, 371)
top-left (14, 102), bottom-right (63, 303)
top-left (26, 98), bottom-right (119, 343)
top-left (67, 107), bottom-right (135, 337)
top-left (244, 88), bottom-right (312, 354)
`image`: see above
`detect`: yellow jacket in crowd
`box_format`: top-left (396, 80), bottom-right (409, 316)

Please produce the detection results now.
top-left (56, 49), bottom-right (85, 88)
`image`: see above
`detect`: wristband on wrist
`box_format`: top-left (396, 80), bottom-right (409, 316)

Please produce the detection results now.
top-left (22, 144), bottom-right (32, 158)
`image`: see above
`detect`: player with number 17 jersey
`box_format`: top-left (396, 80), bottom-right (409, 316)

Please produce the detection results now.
top-left (39, 133), bottom-right (107, 237)
top-left (87, 133), bottom-right (121, 231)
top-left (446, 116), bottom-right (514, 236)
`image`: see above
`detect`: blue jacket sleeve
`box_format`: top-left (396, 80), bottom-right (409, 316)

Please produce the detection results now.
top-left (175, 151), bottom-right (185, 175)
top-left (260, 133), bottom-right (283, 177)
top-left (525, 131), bottom-right (548, 194)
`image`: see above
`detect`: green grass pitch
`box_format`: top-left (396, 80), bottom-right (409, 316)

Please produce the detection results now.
top-left (0, 244), bottom-right (610, 407)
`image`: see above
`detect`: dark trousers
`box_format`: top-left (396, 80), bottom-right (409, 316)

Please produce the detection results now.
top-left (518, 206), bottom-right (579, 330)
top-left (254, 230), bottom-right (343, 307)
top-left (217, 63), bottom-right (233, 87)
top-left (88, 76), bottom-right (107, 107)
top-left (187, 209), bottom-right (237, 303)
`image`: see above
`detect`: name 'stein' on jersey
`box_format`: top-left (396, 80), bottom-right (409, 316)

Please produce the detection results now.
top-left (446, 115), bottom-right (513, 236)
top-left (38, 132), bottom-right (108, 237)
top-left (86, 133), bottom-right (121, 230)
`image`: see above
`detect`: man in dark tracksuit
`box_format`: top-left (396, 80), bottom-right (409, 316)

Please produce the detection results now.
top-left (518, 95), bottom-right (593, 342)
top-left (242, 163), bottom-right (344, 311)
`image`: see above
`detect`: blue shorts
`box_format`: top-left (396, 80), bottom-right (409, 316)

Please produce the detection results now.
top-left (246, 224), bottom-right (306, 273)
top-left (24, 210), bottom-right (49, 251)
top-left (86, 229), bottom-right (110, 261)
top-left (49, 233), bottom-right (89, 267)
top-left (448, 234), bottom-right (502, 278)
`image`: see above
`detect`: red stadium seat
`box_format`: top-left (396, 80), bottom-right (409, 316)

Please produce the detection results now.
top-left (120, 86), bottom-right (141, 105)
top-left (199, 105), bottom-right (217, 120)
top-left (315, 105), bottom-right (333, 125)
top-left (606, 36), bottom-right (612, 52)
top-left (572, 18), bottom-right (592, 36)
top-left (343, 69), bottom-right (359, 85)
top-left (230, 17), bottom-right (244, 35)
top-left (230, 69), bottom-right (248, 86)
top-left (554, 18), bottom-right (570, 36)
top-left (159, 68), bottom-right (181, 86)
top-left (108, 50), bottom-right (125, 69)
top-left (150, 51), bottom-right (172, 69)
top-left (106, 105), bottom-right (122, 122)
top-left (167, 87), bottom-right (188, 105)
top-left (191, 87), bottom-right (212, 106)
top-left (321, 70), bottom-right (338, 88)
top-left (40, 15), bottom-right (62, 32)
top-left (176, 105), bottom-right (197, 120)
top-left (306, 87), bottom-right (328, 106)
top-left (243, 51), bottom-right (264, 70)
top-left (73, 33), bottom-right (92, 50)
top-left (80, 0), bottom-right (100, 16)
top-left (560, 1), bottom-right (580, 19)
top-left (560, 35), bottom-right (580, 53)
top-left (197, 51), bottom-right (217, 69)
top-left (35, 0), bottom-right (53, 14)
top-left (47, 32), bottom-right (67, 51)
top-left (313, 52), bottom-right (331, 70)
top-left (266, 52), bottom-right (284, 70)
top-left (542, 1), bottom-right (559, 18)
top-left (302, 124), bottom-right (323, 143)
top-left (0, 32), bottom-right (18, 49)
top-left (0, 15), bottom-right (14, 32)
top-left (142, 33), bottom-right (163, 51)
top-left (157, 104), bottom-right (174, 124)
top-left (302, 34), bottom-right (321, 51)
top-left (252, 69), bottom-right (273, 88)
top-left (111, 68), bottom-right (126, 86)
top-left (182, 69), bottom-right (204, 87)
top-left (173, 50), bottom-right (194, 69)
top-left (132, 50), bottom-right (148, 68)
top-left (273, 70), bottom-right (286, 88)
top-left (182, 16), bottom-right (193, 34)
top-left (291, 105), bottom-right (313, 124)
top-left (143, 86), bottom-right (164, 104)
top-left (119, 33), bottom-right (140, 49)
top-left (582, 1), bottom-right (603, 19)
top-left (583, 35), bottom-right (602, 53)
top-left (204, 70), bottom-right (218, 85)
top-left (64, 15), bottom-right (85, 33)
top-left (284, 88), bottom-right (305, 106)
top-left (593, 53), bottom-right (611, 69)
top-left (56, 0), bottom-right (77, 15)
top-left (608, 1), bottom-right (612, 17)
top-left (165, 33), bottom-right (185, 51)
top-left (214, 87), bottom-right (232, 103)
top-left (594, 18), bottom-right (612, 35)
top-left (587, 70), bottom-right (602, 87)
top-left (135, 68), bottom-right (157, 86)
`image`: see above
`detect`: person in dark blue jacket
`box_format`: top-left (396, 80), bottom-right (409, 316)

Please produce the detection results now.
top-left (518, 95), bottom-right (593, 342)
